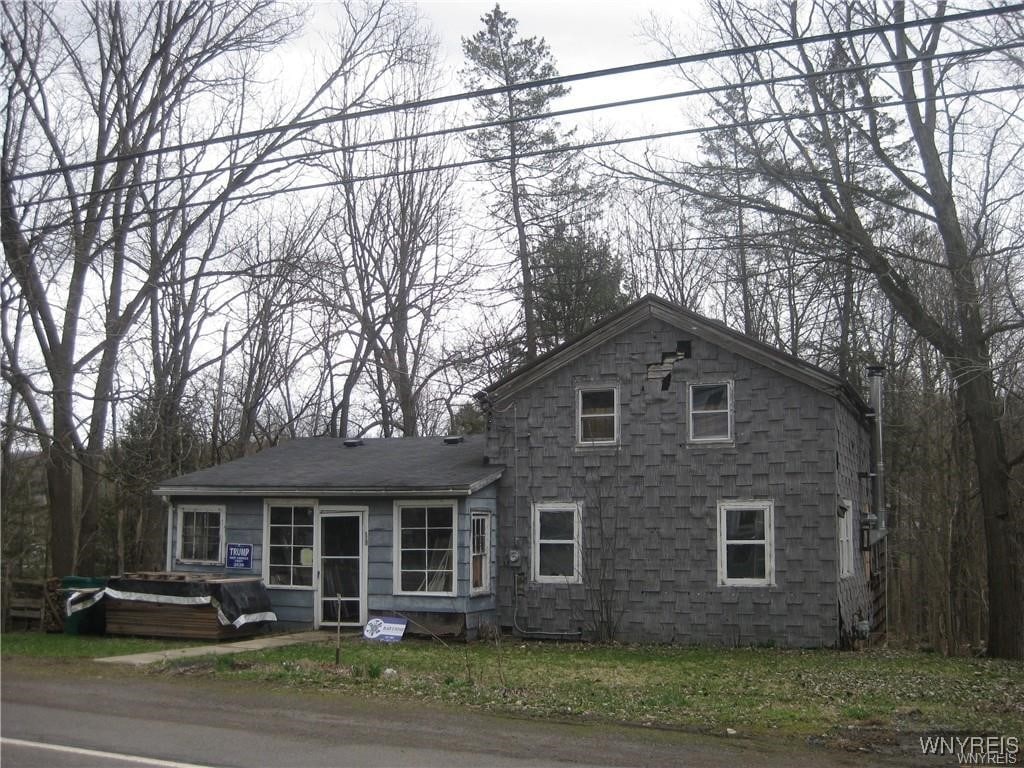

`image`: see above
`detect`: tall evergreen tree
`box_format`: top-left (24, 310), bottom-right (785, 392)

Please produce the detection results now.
top-left (533, 221), bottom-right (627, 351)
top-left (461, 5), bottom-right (583, 360)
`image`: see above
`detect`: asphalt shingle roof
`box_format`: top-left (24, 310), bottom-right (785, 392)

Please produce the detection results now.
top-left (153, 435), bottom-right (501, 497)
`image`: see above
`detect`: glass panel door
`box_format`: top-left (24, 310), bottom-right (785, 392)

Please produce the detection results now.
top-left (320, 513), bottom-right (362, 625)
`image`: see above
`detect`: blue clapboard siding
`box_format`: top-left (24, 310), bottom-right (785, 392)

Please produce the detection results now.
top-left (365, 489), bottom-right (499, 634)
top-left (169, 496), bottom-right (263, 576)
top-left (485, 313), bottom-right (872, 648)
top-left (168, 490), bottom-right (502, 630)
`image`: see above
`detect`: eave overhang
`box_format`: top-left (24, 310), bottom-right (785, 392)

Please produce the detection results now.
top-left (153, 470), bottom-right (504, 499)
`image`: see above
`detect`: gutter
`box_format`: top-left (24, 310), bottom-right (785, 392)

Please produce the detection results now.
top-left (152, 471), bottom-right (504, 499)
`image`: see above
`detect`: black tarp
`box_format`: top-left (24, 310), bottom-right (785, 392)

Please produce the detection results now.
top-left (66, 577), bottom-right (277, 628)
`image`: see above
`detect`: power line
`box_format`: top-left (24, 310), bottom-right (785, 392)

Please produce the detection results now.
top-left (14, 41), bottom-right (1022, 210)
top-left (16, 82), bottom-right (1023, 235)
top-left (6, 1), bottom-right (1022, 183)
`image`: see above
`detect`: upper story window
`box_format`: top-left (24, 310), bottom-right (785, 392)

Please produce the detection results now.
top-left (717, 499), bottom-right (774, 587)
top-left (177, 504), bottom-right (224, 564)
top-left (578, 386), bottom-right (618, 445)
top-left (689, 382), bottom-right (733, 442)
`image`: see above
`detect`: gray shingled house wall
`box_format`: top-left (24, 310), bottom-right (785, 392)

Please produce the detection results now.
top-left (485, 315), bottom-right (871, 648)
top-left (835, 402), bottom-right (874, 641)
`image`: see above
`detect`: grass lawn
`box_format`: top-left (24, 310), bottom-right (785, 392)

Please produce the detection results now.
top-left (1, 631), bottom-right (200, 659)
top-left (155, 637), bottom-right (1024, 741)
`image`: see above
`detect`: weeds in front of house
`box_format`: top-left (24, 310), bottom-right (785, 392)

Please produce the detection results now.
top-left (151, 637), bottom-right (1023, 741)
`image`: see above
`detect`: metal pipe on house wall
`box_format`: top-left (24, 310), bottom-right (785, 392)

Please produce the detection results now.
top-left (867, 365), bottom-right (886, 535)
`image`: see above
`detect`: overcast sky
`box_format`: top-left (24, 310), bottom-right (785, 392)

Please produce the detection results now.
top-left (407, 0), bottom-right (703, 136)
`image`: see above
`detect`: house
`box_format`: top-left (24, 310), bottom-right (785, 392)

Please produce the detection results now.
top-left (476, 295), bottom-right (877, 647)
top-left (155, 295), bottom-right (880, 647)
top-left (153, 436), bottom-right (503, 637)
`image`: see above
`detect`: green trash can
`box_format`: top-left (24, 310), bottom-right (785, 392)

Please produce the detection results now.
top-left (62, 576), bottom-right (108, 635)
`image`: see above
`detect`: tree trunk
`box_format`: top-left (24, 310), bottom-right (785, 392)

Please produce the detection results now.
top-left (954, 367), bottom-right (1022, 659)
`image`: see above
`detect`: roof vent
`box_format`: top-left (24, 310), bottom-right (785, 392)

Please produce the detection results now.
top-left (443, 435), bottom-right (464, 445)
top-left (343, 438), bottom-right (364, 448)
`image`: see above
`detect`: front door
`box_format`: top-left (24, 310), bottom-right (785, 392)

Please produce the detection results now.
top-left (317, 509), bottom-right (365, 627)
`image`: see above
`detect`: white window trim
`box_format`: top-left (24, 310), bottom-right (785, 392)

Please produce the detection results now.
top-left (533, 501), bottom-right (583, 585)
top-left (577, 385), bottom-right (619, 446)
top-left (717, 499), bottom-right (775, 587)
top-left (263, 498), bottom-right (318, 591)
top-left (176, 503), bottom-right (225, 565)
top-left (838, 498), bottom-right (854, 579)
top-left (393, 499), bottom-right (458, 597)
top-left (470, 509), bottom-right (491, 596)
top-left (688, 381), bottom-right (734, 443)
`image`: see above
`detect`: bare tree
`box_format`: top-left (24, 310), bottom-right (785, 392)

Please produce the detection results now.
top-left (1, 0), bottom-right (417, 575)
top-left (628, 1), bottom-right (1023, 658)
top-left (319, 18), bottom-right (476, 437)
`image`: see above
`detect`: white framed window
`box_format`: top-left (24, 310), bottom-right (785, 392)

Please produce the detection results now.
top-left (176, 504), bottom-right (225, 564)
top-left (717, 500), bottom-right (774, 586)
top-left (838, 498), bottom-right (854, 579)
top-left (689, 382), bottom-right (733, 442)
top-left (471, 510), bottom-right (490, 594)
top-left (265, 500), bottom-right (315, 588)
top-left (577, 386), bottom-right (618, 445)
top-left (533, 502), bottom-right (582, 584)
top-left (394, 500), bottom-right (457, 596)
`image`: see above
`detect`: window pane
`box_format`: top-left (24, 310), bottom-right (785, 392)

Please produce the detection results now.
top-left (270, 507), bottom-right (291, 526)
top-left (204, 534), bottom-right (219, 562)
top-left (539, 543), bottom-right (575, 577)
top-left (269, 526), bottom-right (292, 546)
top-left (427, 548), bottom-right (451, 570)
top-left (293, 507), bottom-right (313, 526)
top-left (323, 516), bottom-right (359, 557)
top-left (402, 507), bottom-right (426, 528)
top-left (322, 559), bottom-right (359, 598)
top-left (401, 571), bottom-right (426, 592)
top-left (401, 529), bottom-right (426, 549)
top-left (581, 389), bottom-right (615, 414)
top-left (426, 529), bottom-right (452, 550)
top-left (403, 550), bottom-right (426, 570)
top-left (427, 507), bottom-right (452, 529)
top-left (692, 412), bottom-right (729, 439)
top-left (269, 546), bottom-right (289, 565)
top-left (726, 543), bottom-right (766, 580)
top-left (293, 526), bottom-right (314, 547)
top-left (539, 508), bottom-right (574, 541)
top-left (292, 565), bottom-right (313, 587)
top-left (269, 566), bottom-right (291, 585)
top-left (692, 384), bottom-right (728, 411)
top-left (581, 415), bottom-right (615, 441)
top-left (726, 508), bottom-right (765, 540)
top-left (427, 570), bottom-right (452, 592)
top-left (472, 554), bottom-right (484, 589)
top-left (472, 519), bottom-right (486, 554)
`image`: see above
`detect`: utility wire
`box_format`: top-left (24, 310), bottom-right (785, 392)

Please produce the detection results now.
top-left (16, 82), bottom-right (1023, 235)
top-left (14, 40), bottom-right (1022, 210)
top-left (6, 1), bottom-right (1022, 183)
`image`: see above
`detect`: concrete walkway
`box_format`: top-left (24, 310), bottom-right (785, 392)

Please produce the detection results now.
top-left (95, 630), bottom-right (336, 666)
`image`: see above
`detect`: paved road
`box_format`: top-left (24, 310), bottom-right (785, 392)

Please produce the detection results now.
top-left (2, 658), bottom-right (902, 767)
